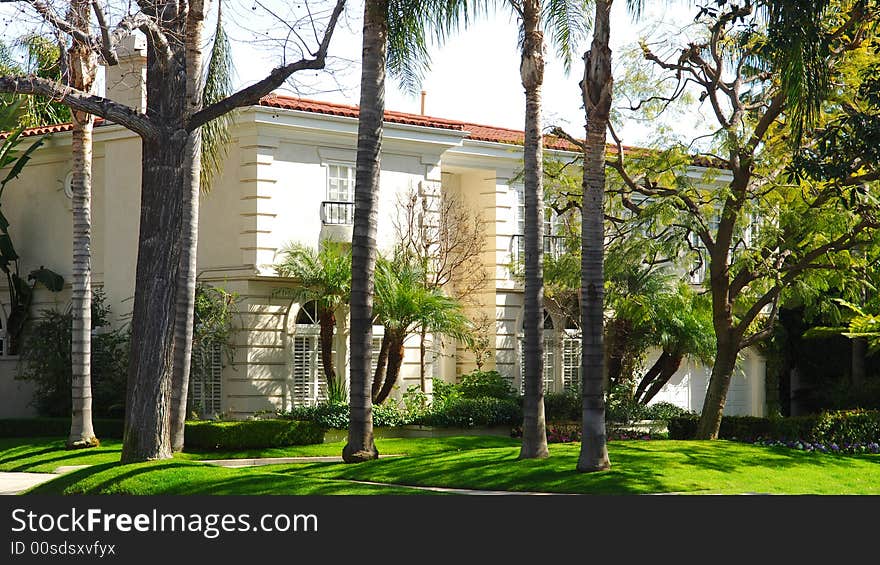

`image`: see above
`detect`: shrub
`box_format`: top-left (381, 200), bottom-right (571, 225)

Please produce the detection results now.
top-left (184, 419), bottom-right (324, 450)
top-left (665, 412), bottom-right (880, 444)
top-left (643, 402), bottom-right (692, 421)
top-left (456, 370), bottom-right (517, 400)
top-left (16, 290), bottom-right (129, 418)
top-left (280, 401), bottom-right (410, 429)
top-left (416, 397), bottom-right (521, 428)
top-left (544, 391), bottom-right (580, 422)
top-left (812, 409), bottom-right (880, 445)
top-left (430, 378), bottom-right (460, 405)
top-left (605, 394), bottom-right (646, 424)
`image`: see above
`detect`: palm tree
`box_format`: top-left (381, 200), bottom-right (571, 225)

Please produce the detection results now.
top-left (371, 254), bottom-right (472, 404)
top-left (344, 0), bottom-right (473, 463)
top-left (170, 0), bottom-right (234, 452)
top-left (515, 0), bottom-right (589, 460)
top-left (66, 0), bottom-right (99, 449)
top-left (275, 242), bottom-right (352, 402)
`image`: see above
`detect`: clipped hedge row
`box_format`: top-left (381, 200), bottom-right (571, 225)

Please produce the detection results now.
top-left (184, 419), bottom-right (325, 450)
top-left (0, 417), bottom-right (325, 450)
top-left (668, 410), bottom-right (880, 444)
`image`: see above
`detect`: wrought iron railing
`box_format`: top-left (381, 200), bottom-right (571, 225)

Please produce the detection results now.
top-left (510, 234), bottom-right (574, 265)
top-left (320, 200), bottom-right (354, 225)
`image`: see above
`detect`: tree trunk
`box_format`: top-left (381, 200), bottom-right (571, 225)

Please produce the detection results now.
top-left (518, 0), bottom-right (549, 461)
top-left (577, 0), bottom-right (613, 473)
top-left (371, 332), bottom-right (390, 402)
top-left (695, 335), bottom-right (739, 439)
top-left (604, 317), bottom-right (630, 390)
top-left (170, 0), bottom-right (208, 453)
top-left (121, 38), bottom-right (189, 463)
top-left (375, 330), bottom-right (406, 405)
top-left (636, 350), bottom-right (684, 406)
top-left (343, 0), bottom-right (386, 463)
top-left (318, 306), bottom-right (337, 385)
top-left (67, 0), bottom-right (98, 449)
top-left (852, 337), bottom-right (866, 387)
top-left (419, 325), bottom-right (428, 393)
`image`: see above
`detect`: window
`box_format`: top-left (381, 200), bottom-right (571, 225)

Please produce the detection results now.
top-left (519, 311), bottom-right (557, 394)
top-left (292, 301), bottom-right (331, 406)
top-left (325, 164), bottom-right (355, 224)
top-left (519, 313), bottom-right (581, 394)
top-left (190, 341), bottom-right (223, 417)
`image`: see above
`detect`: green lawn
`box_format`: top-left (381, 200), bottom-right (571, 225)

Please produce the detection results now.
top-left (0, 436), bottom-right (519, 473)
top-left (5, 436), bottom-right (880, 495)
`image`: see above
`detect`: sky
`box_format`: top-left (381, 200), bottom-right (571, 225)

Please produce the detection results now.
top-left (224, 0), bottom-right (706, 146)
top-left (0, 0), bottom-right (706, 146)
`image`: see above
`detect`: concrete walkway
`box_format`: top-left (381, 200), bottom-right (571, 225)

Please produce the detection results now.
top-left (0, 472), bottom-right (61, 495)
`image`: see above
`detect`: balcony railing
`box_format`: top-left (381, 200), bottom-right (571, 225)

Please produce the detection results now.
top-left (510, 234), bottom-right (574, 265)
top-left (320, 201), bottom-right (354, 225)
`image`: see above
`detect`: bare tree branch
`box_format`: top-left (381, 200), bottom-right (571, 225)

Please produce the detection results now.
top-left (187, 0), bottom-right (346, 131)
top-left (0, 75), bottom-right (157, 138)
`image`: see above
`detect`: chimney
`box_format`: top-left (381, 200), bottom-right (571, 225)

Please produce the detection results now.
top-left (420, 91), bottom-right (426, 116)
top-left (104, 34), bottom-right (147, 113)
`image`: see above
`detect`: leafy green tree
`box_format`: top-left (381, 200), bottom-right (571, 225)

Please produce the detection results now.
top-left (370, 253), bottom-right (472, 405)
top-left (275, 242), bottom-right (352, 403)
top-left (607, 3), bottom-right (880, 439)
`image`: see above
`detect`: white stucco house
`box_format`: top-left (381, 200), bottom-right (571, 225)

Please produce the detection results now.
top-left (0, 41), bottom-right (766, 419)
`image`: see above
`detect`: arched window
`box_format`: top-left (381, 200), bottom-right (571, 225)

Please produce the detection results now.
top-left (291, 301), bottom-right (329, 406)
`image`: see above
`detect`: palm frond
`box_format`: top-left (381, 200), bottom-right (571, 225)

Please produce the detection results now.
top-left (200, 0), bottom-right (234, 192)
top-left (542, 0), bottom-right (591, 73)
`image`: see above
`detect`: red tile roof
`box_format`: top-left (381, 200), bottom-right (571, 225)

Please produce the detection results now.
top-left (10, 95), bottom-right (645, 157)
top-left (259, 94), bottom-right (587, 152)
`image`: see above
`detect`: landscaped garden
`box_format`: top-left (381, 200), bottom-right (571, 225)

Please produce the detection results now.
top-left (4, 433), bottom-right (880, 496)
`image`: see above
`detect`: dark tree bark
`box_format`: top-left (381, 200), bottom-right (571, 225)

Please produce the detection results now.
top-left (318, 306), bottom-right (337, 386)
top-left (635, 349), bottom-right (685, 406)
top-left (518, 0), bottom-right (550, 461)
top-left (343, 0), bottom-right (385, 463)
top-left (375, 330), bottom-right (406, 405)
top-left (577, 0), bottom-right (613, 473)
top-left (372, 332), bottom-right (390, 401)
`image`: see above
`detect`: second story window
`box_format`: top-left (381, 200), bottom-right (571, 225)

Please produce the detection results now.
top-left (323, 164), bottom-right (355, 225)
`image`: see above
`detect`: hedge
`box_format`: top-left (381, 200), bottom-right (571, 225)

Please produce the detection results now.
top-left (667, 410), bottom-right (880, 444)
top-left (415, 397), bottom-right (522, 428)
top-left (0, 417), bottom-right (325, 450)
top-left (183, 419), bottom-right (325, 450)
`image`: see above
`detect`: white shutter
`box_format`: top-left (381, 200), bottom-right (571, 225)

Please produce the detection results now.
top-left (292, 336), bottom-right (312, 406)
top-left (562, 335), bottom-right (580, 393)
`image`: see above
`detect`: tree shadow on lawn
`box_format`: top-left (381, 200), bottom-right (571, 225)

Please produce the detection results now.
top-left (274, 440), bottom-right (880, 494)
top-left (0, 446), bottom-right (64, 467)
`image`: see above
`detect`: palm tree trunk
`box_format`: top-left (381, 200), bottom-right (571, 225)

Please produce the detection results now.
top-left (577, 0), bottom-right (613, 473)
top-left (67, 0), bottom-right (98, 448)
top-left (518, 0), bottom-right (549, 461)
top-left (636, 349), bottom-right (685, 406)
top-left (419, 325), bottom-right (428, 393)
top-left (170, 0), bottom-right (208, 453)
top-left (376, 330), bottom-right (405, 405)
top-left (343, 0), bottom-right (386, 463)
top-left (318, 306), bottom-right (337, 386)
top-left (372, 332), bottom-right (390, 401)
